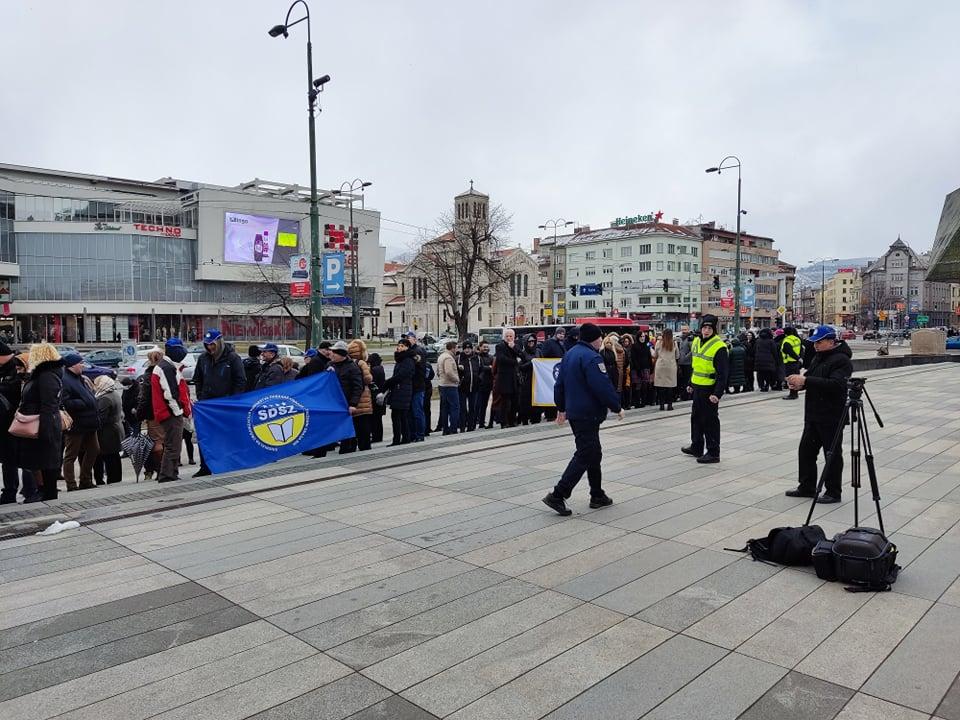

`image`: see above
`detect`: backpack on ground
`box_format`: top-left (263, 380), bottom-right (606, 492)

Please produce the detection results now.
top-left (816, 527), bottom-right (900, 592)
top-left (727, 525), bottom-right (825, 566)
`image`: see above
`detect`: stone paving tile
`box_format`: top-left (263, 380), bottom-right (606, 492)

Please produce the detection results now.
top-left (327, 578), bottom-right (542, 669)
top-left (447, 618), bottom-right (672, 720)
top-left (416, 512), bottom-right (566, 556)
top-left (361, 590), bottom-right (580, 692)
top-left (0, 545), bottom-right (134, 582)
top-left (607, 494), bottom-right (716, 531)
top-left (295, 568), bottom-right (507, 649)
top-left (346, 695), bottom-right (439, 719)
top-left (0, 621), bottom-right (286, 720)
top-left (638, 651), bottom-right (788, 720)
top-left (936, 672), bottom-right (960, 720)
top-left (0, 604), bottom-right (258, 701)
top-left (893, 537), bottom-right (960, 601)
top-left (637, 558), bottom-right (779, 632)
top-left (738, 671), bottom-right (854, 720)
top-left (835, 693), bottom-right (932, 720)
top-left (402, 602), bottom-right (624, 717)
top-left (795, 591), bottom-right (932, 690)
top-left (518, 532), bottom-right (661, 589)
top-left (543, 634), bottom-right (727, 720)
top-left (248, 673), bottom-right (392, 720)
top-left (863, 602), bottom-right (960, 713)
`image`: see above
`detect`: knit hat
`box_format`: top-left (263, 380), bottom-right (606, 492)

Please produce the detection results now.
top-left (318, 340), bottom-right (332, 349)
top-left (701, 314), bottom-right (718, 330)
top-left (579, 323), bottom-right (602, 343)
top-left (398, 338), bottom-right (412, 348)
top-left (0, 342), bottom-right (11, 358)
top-left (202, 329), bottom-right (222, 344)
top-left (331, 340), bottom-right (350, 356)
top-left (62, 352), bottom-right (85, 367)
top-left (248, 345), bottom-right (262, 358)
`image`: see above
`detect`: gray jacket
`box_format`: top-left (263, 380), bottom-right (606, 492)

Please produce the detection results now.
top-left (677, 336), bottom-right (693, 366)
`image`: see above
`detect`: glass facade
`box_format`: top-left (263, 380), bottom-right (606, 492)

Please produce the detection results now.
top-left (0, 192), bottom-right (15, 263)
top-left (13, 194), bottom-right (196, 228)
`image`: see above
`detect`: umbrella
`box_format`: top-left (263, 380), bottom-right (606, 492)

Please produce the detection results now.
top-left (121, 431), bottom-right (154, 482)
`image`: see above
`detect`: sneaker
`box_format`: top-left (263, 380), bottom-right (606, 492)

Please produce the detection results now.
top-left (696, 454), bottom-right (720, 464)
top-left (589, 494), bottom-right (613, 509)
top-left (782, 395), bottom-right (799, 401)
top-left (542, 493), bottom-right (572, 516)
top-left (785, 488), bottom-right (817, 498)
top-left (818, 494), bottom-right (841, 504)
top-left (681, 446), bottom-right (701, 457)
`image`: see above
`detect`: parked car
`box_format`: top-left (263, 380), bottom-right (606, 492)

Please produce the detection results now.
top-left (85, 349), bottom-right (124, 368)
top-left (82, 363), bottom-right (116, 382)
top-left (947, 336), bottom-right (960, 350)
top-left (424, 343), bottom-right (441, 363)
top-left (54, 345), bottom-right (78, 357)
top-left (274, 344), bottom-right (307, 368)
top-left (863, 330), bottom-right (878, 340)
top-left (840, 329), bottom-right (856, 341)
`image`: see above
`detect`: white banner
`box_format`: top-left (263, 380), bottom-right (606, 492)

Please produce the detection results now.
top-left (532, 358), bottom-right (562, 407)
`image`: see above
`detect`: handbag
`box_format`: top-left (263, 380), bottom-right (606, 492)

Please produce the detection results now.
top-left (60, 409), bottom-right (74, 432)
top-left (9, 411), bottom-right (40, 439)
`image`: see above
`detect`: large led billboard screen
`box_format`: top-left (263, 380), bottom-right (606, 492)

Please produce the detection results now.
top-left (224, 212), bottom-right (301, 265)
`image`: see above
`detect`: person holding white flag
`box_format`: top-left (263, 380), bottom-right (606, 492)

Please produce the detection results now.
top-left (543, 323), bottom-right (624, 516)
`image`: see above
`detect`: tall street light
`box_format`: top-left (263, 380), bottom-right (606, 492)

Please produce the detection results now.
top-left (337, 179), bottom-right (372, 338)
top-left (539, 218), bottom-right (574, 323)
top-left (706, 157), bottom-right (745, 331)
top-left (269, 1), bottom-right (330, 343)
top-left (810, 257), bottom-right (839, 324)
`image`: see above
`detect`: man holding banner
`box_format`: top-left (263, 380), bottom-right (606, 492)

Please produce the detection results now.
top-left (542, 322), bottom-right (623, 517)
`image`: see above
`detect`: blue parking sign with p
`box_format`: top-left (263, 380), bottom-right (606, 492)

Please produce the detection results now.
top-left (322, 252), bottom-right (345, 296)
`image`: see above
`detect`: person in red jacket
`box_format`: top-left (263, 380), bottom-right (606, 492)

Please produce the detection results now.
top-left (138, 340), bottom-right (192, 483)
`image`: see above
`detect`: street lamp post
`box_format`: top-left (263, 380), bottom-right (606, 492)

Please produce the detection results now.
top-left (809, 257), bottom-right (839, 324)
top-left (337, 179), bottom-right (372, 338)
top-left (706, 157), bottom-right (745, 331)
top-left (269, 1), bottom-right (330, 344)
top-left (538, 218), bottom-right (574, 322)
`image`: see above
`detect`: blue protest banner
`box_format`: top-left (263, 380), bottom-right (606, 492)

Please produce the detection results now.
top-left (192, 372), bottom-right (355, 474)
top-left (323, 252), bottom-right (346, 296)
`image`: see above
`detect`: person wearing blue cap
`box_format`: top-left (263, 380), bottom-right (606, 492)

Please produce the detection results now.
top-left (784, 325), bottom-right (853, 503)
top-left (192, 329), bottom-right (245, 477)
top-left (255, 343), bottom-right (284, 389)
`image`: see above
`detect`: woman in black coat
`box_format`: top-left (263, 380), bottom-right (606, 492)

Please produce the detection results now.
top-left (15, 344), bottom-right (65, 501)
top-left (753, 328), bottom-right (781, 392)
top-left (494, 336), bottom-right (521, 428)
top-left (383, 341), bottom-right (416, 445)
top-left (368, 352), bottom-right (387, 444)
top-left (0, 352), bottom-right (40, 503)
top-left (629, 338), bottom-right (654, 407)
top-left (743, 332), bottom-right (756, 392)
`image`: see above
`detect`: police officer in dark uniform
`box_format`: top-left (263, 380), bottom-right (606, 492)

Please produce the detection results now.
top-left (784, 325), bottom-right (853, 503)
top-left (682, 314), bottom-right (728, 464)
top-left (543, 323), bottom-right (624, 516)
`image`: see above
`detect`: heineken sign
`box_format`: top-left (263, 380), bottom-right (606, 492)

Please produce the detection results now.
top-left (611, 210), bottom-right (664, 227)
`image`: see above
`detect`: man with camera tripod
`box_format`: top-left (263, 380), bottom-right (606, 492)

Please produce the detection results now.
top-left (784, 325), bottom-right (853, 503)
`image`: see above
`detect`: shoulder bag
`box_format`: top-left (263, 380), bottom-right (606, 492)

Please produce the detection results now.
top-left (9, 411), bottom-right (40, 439)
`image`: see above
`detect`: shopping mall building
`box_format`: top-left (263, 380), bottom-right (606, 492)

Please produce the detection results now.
top-left (0, 163), bottom-right (385, 344)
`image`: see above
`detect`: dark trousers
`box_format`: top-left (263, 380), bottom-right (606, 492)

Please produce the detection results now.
top-left (341, 414), bottom-right (372, 453)
top-left (656, 387), bottom-right (674, 408)
top-left (182, 429), bottom-right (195, 463)
top-left (499, 393), bottom-right (517, 428)
top-left (159, 415), bottom-right (184, 482)
top-left (690, 387), bottom-right (721, 458)
top-left (678, 365), bottom-right (692, 401)
top-left (757, 369), bottom-right (776, 391)
top-left (440, 387), bottom-right (460, 434)
top-left (554, 419), bottom-right (603, 499)
top-left (93, 453), bottom-right (123, 484)
top-left (37, 468), bottom-right (60, 501)
top-left (63, 432), bottom-right (100, 488)
top-left (391, 408), bottom-right (412, 445)
top-left (744, 368), bottom-right (755, 391)
top-left (372, 406), bottom-right (386, 443)
top-left (620, 388), bottom-right (632, 410)
top-left (460, 389), bottom-right (480, 431)
top-left (798, 420), bottom-right (844, 498)
top-left (477, 389), bottom-right (492, 426)
top-left (784, 362), bottom-right (801, 398)
top-left (1, 464), bottom-right (39, 502)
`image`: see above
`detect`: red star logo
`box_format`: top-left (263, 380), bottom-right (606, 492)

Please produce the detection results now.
top-left (654, 210), bottom-right (664, 222)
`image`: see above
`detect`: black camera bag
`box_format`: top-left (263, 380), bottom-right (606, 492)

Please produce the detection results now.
top-left (727, 525), bottom-right (824, 566)
top-left (831, 527), bottom-right (899, 592)
top-left (812, 539), bottom-right (836, 580)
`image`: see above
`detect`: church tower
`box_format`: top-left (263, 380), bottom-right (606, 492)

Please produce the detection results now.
top-left (454, 180), bottom-right (489, 234)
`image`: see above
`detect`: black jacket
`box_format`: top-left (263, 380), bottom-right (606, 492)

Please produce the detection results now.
top-left (630, 342), bottom-right (653, 373)
top-left (539, 337), bottom-right (565, 359)
top-left (457, 352), bottom-right (482, 393)
top-left (0, 358), bottom-right (22, 463)
top-left (803, 343), bottom-right (853, 425)
top-left (410, 344), bottom-right (428, 393)
top-left (122, 380), bottom-right (140, 426)
top-left (753, 330), bottom-right (781, 373)
top-left (384, 348), bottom-right (416, 410)
top-left (243, 356), bottom-right (261, 392)
top-left (601, 348), bottom-right (620, 389)
top-left (16, 360), bottom-right (64, 471)
top-left (297, 355), bottom-right (329, 378)
top-left (328, 358), bottom-right (363, 408)
top-left (494, 341), bottom-right (521, 395)
top-left (478, 352), bottom-right (493, 392)
top-left (62, 368), bottom-right (99, 434)
top-left (194, 343), bottom-right (245, 400)
top-left (255, 360), bottom-right (285, 390)
top-left (370, 363), bottom-right (386, 399)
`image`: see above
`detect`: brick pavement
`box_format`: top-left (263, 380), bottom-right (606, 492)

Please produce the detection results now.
top-left (2, 362), bottom-right (960, 719)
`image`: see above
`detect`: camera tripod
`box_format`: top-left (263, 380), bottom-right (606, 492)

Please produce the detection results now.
top-left (804, 378), bottom-right (886, 532)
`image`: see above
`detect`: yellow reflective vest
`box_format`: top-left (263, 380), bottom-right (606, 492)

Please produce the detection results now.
top-left (691, 335), bottom-right (724, 386)
top-left (781, 334), bottom-right (802, 365)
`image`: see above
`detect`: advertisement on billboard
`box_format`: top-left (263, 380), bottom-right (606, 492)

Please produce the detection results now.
top-left (720, 286), bottom-right (735, 310)
top-left (224, 212), bottom-right (300, 266)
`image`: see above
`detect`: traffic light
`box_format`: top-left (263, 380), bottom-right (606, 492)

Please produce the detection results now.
top-left (569, 285), bottom-right (578, 297)
top-left (662, 279), bottom-right (669, 292)
top-left (713, 275), bottom-right (720, 290)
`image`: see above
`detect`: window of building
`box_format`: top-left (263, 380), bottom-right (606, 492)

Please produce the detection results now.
top-left (910, 287), bottom-right (919, 296)
top-left (638, 296), bottom-right (651, 304)
top-left (655, 296), bottom-right (663, 304)
top-left (667, 261), bottom-right (676, 271)
top-left (892, 286), bottom-right (904, 296)
top-left (683, 262), bottom-right (691, 273)
top-left (554, 270), bottom-right (562, 280)
top-left (585, 251), bottom-right (596, 260)
top-left (389, 311), bottom-right (393, 323)
top-left (585, 267), bottom-right (596, 276)
top-left (585, 299), bottom-right (596, 309)
top-left (401, 311), bottom-right (406, 323)
top-left (603, 298), bottom-right (612, 308)
top-left (638, 244), bottom-right (651, 255)
top-left (693, 263), bottom-right (699, 273)
top-left (602, 267), bottom-right (613, 274)
top-left (523, 274), bottom-right (529, 296)
top-left (620, 296), bottom-right (632, 306)
top-left (602, 281), bottom-right (612, 289)
top-left (568, 300), bottom-right (578, 310)
top-left (667, 244), bottom-right (675, 254)
top-left (691, 247), bottom-right (698, 257)
top-left (679, 245), bottom-right (687, 255)
top-left (657, 243), bottom-right (664, 254)
top-left (638, 261), bottom-right (651, 272)
top-left (656, 261), bottom-right (664, 271)
top-left (621, 246), bottom-right (632, 258)
top-left (602, 248), bottom-right (612, 259)
top-left (478, 306), bottom-right (482, 321)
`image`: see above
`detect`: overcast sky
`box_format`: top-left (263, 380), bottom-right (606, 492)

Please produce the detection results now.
top-left (2, 1), bottom-right (959, 266)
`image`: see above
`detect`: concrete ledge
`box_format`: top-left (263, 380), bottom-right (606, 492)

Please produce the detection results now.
top-left (851, 353), bottom-right (960, 372)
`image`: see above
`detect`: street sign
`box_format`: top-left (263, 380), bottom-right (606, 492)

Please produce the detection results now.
top-left (322, 252), bottom-right (345, 296)
top-left (544, 308), bottom-right (553, 316)
top-left (741, 284), bottom-right (756, 308)
top-left (777, 305), bottom-right (787, 315)
top-left (360, 307), bottom-right (380, 317)
top-left (123, 342), bottom-right (136, 359)
top-left (290, 282), bottom-right (310, 298)
top-left (556, 308), bottom-right (565, 317)
top-left (895, 303), bottom-right (906, 311)
top-left (289, 254), bottom-right (309, 282)
top-left (579, 284), bottom-right (603, 296)
top-left (720, 286), bottom-right (735, 310)
top-left (917, 315), bottom-right (929, 324)
top-left (878, 310), bottom-right (888, 321)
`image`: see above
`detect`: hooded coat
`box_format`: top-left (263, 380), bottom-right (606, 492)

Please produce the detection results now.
top-left (753, 328), bottom-right (780, 373)
top-left (0, 356), bottom-right (24, 465)
top-left (347, 340), bottom-right (374, 415)
top-left (94, 378), bottom-right (125, 455)
top-left (385, 347), bottom-right (416, 410)
top-left (16, 352), bottom-right (64, 471)
top-left (727, 342), bottom-right (747, 387)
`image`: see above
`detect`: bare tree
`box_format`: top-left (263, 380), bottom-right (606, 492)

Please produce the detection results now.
top-left (406, 204), bottom-right (514, 340)
top-left (241, 263), bottom-right (312, 341)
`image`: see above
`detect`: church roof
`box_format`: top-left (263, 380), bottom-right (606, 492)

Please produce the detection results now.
top-left (455, 180), bottom-right (488, 199)
top-left (926, 187), bottom-right (960, 282)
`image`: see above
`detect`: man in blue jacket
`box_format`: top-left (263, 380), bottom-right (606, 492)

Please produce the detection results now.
top-left (543, 323), bottom-right (624, 516)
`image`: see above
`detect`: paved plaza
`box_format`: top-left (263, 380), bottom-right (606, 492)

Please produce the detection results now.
top-left (1, 362), bottom-right (960, 719)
